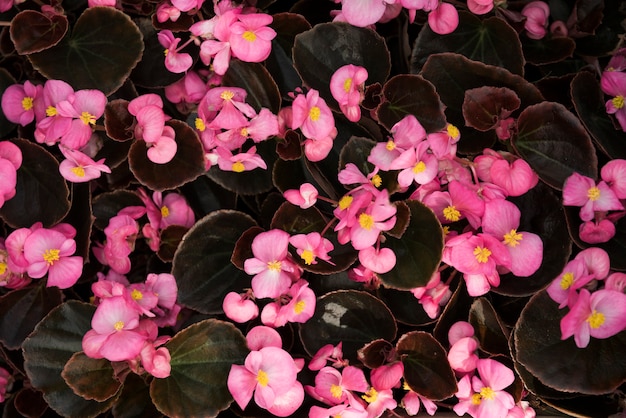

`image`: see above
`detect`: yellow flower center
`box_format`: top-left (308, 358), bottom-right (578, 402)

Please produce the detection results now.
top-left (256, 369), bottom-right (269, 387)
top-left (43, 249), bottom-right (60, 265)
top-left (560, 272), bottom-right (574, 290)
top-left (242, 30), bottom-right (257, 42)
top-left (131, 289), bottom-right (143, 300)
top-left (267, 260), bottom-right (282, 272)
top-left (587, 186), bottom-right (601, 201)
top-left (473, 246), bottom-right (491, 263)
top-left (294, 300), bottom-right (306, 314)
top-left (443, 205), bottom-right (461, 222)
top-left (309, 106), bottom-right (321, 122)
top-left (612, 95), bottom-right (625, 109)
top-left (22, 96), bottom-right (34, 111)
top-left (471, 393), bottom-right (482, 405)
top-left (480, 386), bottom-right (496, 400)
top-left (447, 124), bottom-right (460, 138)
top-left (0, 262), bottom-right (6, 275)
top-left (343, 77), bottom-right (353, 93)
top-left (240, 127), bottom-right (249, 137)
top-left (362, 387), bottom-right (378, 404)
top-left (385, 140), bottom-right (396, 151)
top-left (232, 161), bottom-right (245, 172)
top-left (442, 226), bottom-right (450, 236)
top-left (46, 105), bottom-right (57, 117)
top-left (359, 213), bottom-right (374, 230)
top-left (80, 111), bottom-right (96, 126)
top-left (220, 90), bottom-right (235, 101)
top-left (503, 229), bottom-right (523, 247)
top-left (412, 161), bottom-right (426, 173)
top-left (71, 166), bottom-right (86, 177)
top-left (195, 117), bottom-right (206, 132)
top-left (587, 310), bottom-right (605, 329)
top-left (300, 249), bottom-right (314, 265)
top-left (330, 384), bottom-right (343, 399)
top-left (161, 205), bottom-right (170, 218)
top-left (114, 321), bottom-right (124, 331)
top-left (370, 174), bottom-right (382, 188)
top-left (338, 195), bottom-right (353, 210)
top-left (164, 48), bottom-right (169, 56)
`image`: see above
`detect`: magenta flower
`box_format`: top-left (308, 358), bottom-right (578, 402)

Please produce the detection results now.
top-left (389, 141), bottom-right (439, 187)
top-left (289, 232), bottom-right (334, 265)
top-left (58, 146), bottom-right (110, 183)
top-left (0, 367), bottom-right (11, 403)
top-left (560, 288), bottom-right (626, 348)
top-left (229, 13), bottom-right (276, 63)
top-left (349, 189), bottom-right (396, 250)
top-left (284, 183), bottom-right (319, 209)
top-left (521, 1), bottom-right (551, 40)
top-left (340, 0), bottom-right (395, 27)
top-left (55, 89), bottom-right (107, 149)
top-left (308, 365), bottom-right (368, 406)
top-left (33, 80), bottom-right (75, 146)
top-left (600, 70), bottom-right (626, 131)
top-left (427, 2), bottom-right (459, 35)
top-left (600, 158), bottom-right (626, 199)
top-left (1, 81), bottom-right (43, 126)
top-left (215, 146), bottom-right (267, 172)
top-left (158, 30), bottom-right (193, 74)
top-left (423, 180), bottom-right (485, 229)
top-left (291, 89), bottom-right (335, 142)
top-left (562, 172), bottom-right (623, 222)
top-left (470, 359), bottom-right (516, 418)
top-left (0, 141), bottom-right (22, 209)
top-left (467, 0), bottom-right (494, 15)
top-left (330, 64), bottom-right (368, 122)
top-left (358, 246), bottom-right (396, 274)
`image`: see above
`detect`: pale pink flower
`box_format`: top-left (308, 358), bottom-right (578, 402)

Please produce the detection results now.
top-left (400, 0), bottom-right (439, 23)
top-left (229, 13), bottom-right (276, 63)
top-left (291, 89), bottom-right (335, 141)
top-left (402, 387), bottom-right (437, 416)
top-left (390, 141), bottom-right (439, 187)
top-left (223, 291), bottom-right (259, 323)
top-left (370, 361), bottom-right (403, 391)
top-left (474, 149), bottom-right (539, 197)
top-left (448, 336), bottom-right (479, 374)
top-left (59, 146), bottom-right (110, 182)
top-left (308, 343), bottom-right (347, 371)
top-left (579, 219), bottom-right (616, 243)
top-left (362, 386), bottom-right (397, 417)
top-left (156, 2), bottom-right (181, 22)
top-left (368, 138), bottom-right (405, 171)
top-left (546, 259), bottom-right (594, 309)
top-left (562, 172), bottom-right (623, 222)
top-left (246, 325), bottom-right (283, 351)
top-left (164, 70), bottom-right (207, 110)
top-left (284, 183), bottom-right (318, 209)
top-left (201, 86), bottom-right (256, 130)
top-left (330, 64), bottom-right (368, 122)
top-left (1, 81), bottom-right (43, 126)
top-left (358, 246), bottom-right (396, 274)
top-left (427, 124), bottom-right (460, 160)
top-left (34, 80), bottom-right (75, 146)
top-left (262, 279), bottom-right (316, 327)
top-left (289, 232), bottom-right (334, 265)
top-left (349, 190), bottom-right (396, 250)
top-left (521, 1), bottom-right (550, 40)
top-left (54, 89), bottom-right (106, 149)
top-left (0, 141), bottom-right (22, 208)
top-left (139, 338), bottom-right (171, 378)
top-left (410, 272), bottom-right (451, 319)
top-left (391, 114), bottom-right (428, 149)
top-left (340, 0), bottom-right (396, 27)
top-left (560, 288), bottom-right (626, 348)
top-left (138, 189), bottom-right (195, 231)
top-left (158, 30), bottom-right (193, 74)
top-left (423, 180), bottom-right (485, 229)
top-left (428, 2), bottom-right (459, 35)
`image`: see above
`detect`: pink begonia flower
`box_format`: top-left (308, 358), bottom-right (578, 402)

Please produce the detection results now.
top-left (334, 189), bottom-right (373, 235)
top-left (244, 108), bottom-right (280, 143)
top-left (23, 228), bottom-right (83, 289)
top-left (467, 0), bottom-right (494, 15)
top-left (600, 69), bottom-right (626, 131)
top-left (448, 336), bottom-right (479, 374)
top-left (521, 1), bottom-right (550, 40)
top-left (368, 138), bottom-right (406, 171)
top-left (474, 149), bottom-right (539, 197)
top-left (579, 219), bottom-right (616, 243)
top-left (244, 229), bottom-right (298, 299)
top-left (0, 367), bottom-right (11, 403)
top-left (390, 141), bottom-right (439, 187)
top-left (0, 141), bottom-right (22, 208)
top-left (158, 30), bottom-right (193, 74)
top-left (337, 163), bottom-right (380, 191)
top-left (361, 386), bottom-right (397, 417)
top-left (284, 183), bottom-right (318, 209)
top-left (470, 359), bottom-right (516, 418)
top-left (391, 114), bottom-right (428, 149)
top-left (410, 272), bottom-right (451, 319)
top-left (59, 146), bottom-right (110, 183)
top-left (303, 131), bottom-right (336, 162)
top-left (82, 296), bottom-right (148, 361)
top-left (229, 13), bottom-right (276, 63)
top-left (349, 189), bottom-right (396, 250)
top-left (88, 0), bottom-right (117, 7)
top-left (400, 0), bottom-right (438, 23)
top-left (423, 180), bottom-right (485, 229)
top-left (131, 104), bottom-right (166, 143)
top-left (546, 259), bottom-right (594, 309)
top-left (1, 81), bottom-right (43, 126)
top-left (165, 70), bottom-right (207, 110)
top-left (55, 88), bottom-right (107, 148)
top-left (215, 146), bottom-right (267, 172)
top-left (5, 225), bottom-right (40, 274)
top-left (481, 199), bottom-right (543, 277)
top-left (289, 232), bottom-right (334, 265)
top-left (560, 288), bottom-right (626, 348)
top-left (427, 124), bottom-right (460, 160)
top-left (401, 386), bottom-right (438, 416)
top-left (308, 343), bottom-right (347, 371)
top-left (562, 172), bottom-right (624, 222)
top-left (138, 338), bottom-right (171, 378)
top-left (262, 279), bottom-right (316, 327)
top-left (147, 125), bottom-right (178, 164)
top-left (200, 86), bottom-right (256, 130)
top-left (227, 346), bottom-right (302, 413)
top-left (330, 64), bottom-right (368, 122)
top-left (308, 365), bottom-right (369, 406)
top-left (138, 189), bottom-right (195, 231)
top-left (34, 80), bottom-right (75, 146)
top-left (428, 2), bottom-right (459, 35)
top-left (0, 239), bottom-right (31, 289)
top-left (156, 2), bottom-right (181, 23)
top-left (371, 361), bottom-right (404, 391)
top-left (246, 325), bottom-right (283, 351)
top-left (340, 0), bottom-right (396, 27)
top-left (574, 246), bottom-right (611, 280)
top-left (358, 246), bottom-right (396, 274)
top-left (507, 401), bottom-right (536, 418)
top-left (309, 403), bottom-right (368, 418)
top-left (223, 291), bottom-right (259, 323)
top-left (171, 0), bottom-right (203, 12)
top-left (606, 272), bottom-right (626, 293)
top-left (600, 158), bottom-right (626, 199)
top-left (448, 321), bottom-right (475, 346)
top-left (99, 211), bottom-right (143, 274)
top-left (291, 89), bottom-right (336, 141)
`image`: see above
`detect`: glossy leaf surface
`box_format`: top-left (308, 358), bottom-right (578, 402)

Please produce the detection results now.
top-left (10, 10), bottom-right (68, 54)
top-left (62, 352), bottom-right (121, 402)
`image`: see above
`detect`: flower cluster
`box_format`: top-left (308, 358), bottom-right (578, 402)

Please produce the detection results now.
top-left (601, 48), bottom-right (626, 132)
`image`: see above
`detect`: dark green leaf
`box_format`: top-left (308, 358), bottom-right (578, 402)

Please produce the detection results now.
top-left (28, 7), bottom-right (144, 95)
top-left (0, 139), bottom-right (70, 228)
top-left (112, 373), bottom-right (161, 418)
top-left (468, 298), bottom-right (509, 356)
top-left (10, 10), bottom-right (68, 54)
top-left (104, 99), bottom-right (135, 142)
top-left (299, 290), bottom-right (397, 362)
top-left (357, 339), bottom-right (394, 368)
top-left (513, 101), bottom-right (598, 189)
top-left (14, 388), bottom-right (49, 418)
top-left (397, 331), bottom-right (457, 400)
top-left (377, 287), bottom-right (435, 326)
top-left (411, 11), bottom-right (524, 76)
top-left (462, 86), bottom-right (520, 132)
top-left (150, 319), bottom-right (248, 418)
top-left (222, 60), bottom-right (281, 113)
top-left (157, 225), bottom-right (188, 263)
top-left (22, 301), bottom-right (118, 417)
top-left (92, 189), bottom-right (144, 231)
top-left (379, 200), bottom-right (443, 290)
top-left (62, 352), bottom-right (121, 402)
top-left (521, 36), bottom-right (576, 65)
top-left (172, 210), bottom-right (257, 314)
top-left (64, 182), bottom-right (93, 261)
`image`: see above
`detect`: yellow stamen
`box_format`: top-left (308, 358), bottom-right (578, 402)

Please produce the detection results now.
top-left (195, 117), bottom-right (206, 132)
top-left (161, 205), bottom-right (170, 218)
top-left (242, 30), bottom-right (257, 42)
top-left (343, 77), bottom-right (353, 93)
top-left (300, 249), bottom-right (314, 265)
top-left (330, 384), bottom-right (343, 399)
top-left (412, 161), bottom-right (426, 173)
top-left (240, 127), bottom-right (249, 137)
top-left (402, 381), bottom-right (411, 391)
top-left (114, 321), bottom-right (124, 331)
top-left (370, 174), bottom-right (382, 188)
top-left (358, 213), bottom-right (374, 230)
top-left (164, 48), bottom-right (169, 56)
top-left (612, 95), bottom-right (625, 110)
top-left (256, 369), bottom-right (269, 387)
top-left (267, 260), bottom-right (281, 272)
top-left (447, 124), bottom-right (460, 139)
top-left (560, 272), bottom-right (574, 290)
top-left (587, 310), bottom-right (605, 329)
top-left (385, 140), bottom-right (396, 151)
top-left (294, 300), bottom-right (306, 314)
top-left (309, 106), bottom-right (321, 122)
top-left (362, 387), bottom-right (378, 404)
top-left (338, 195), bottom-right (353, 210)
top-left (46, 105), bottom-right (57, 117)
top-left (471, 393), bottom-right (482, 405)
top-left (503, 229), bottom-right (523, 247)
top-left (232, 161), bottom-right (245, 172)
top-left (0, 262), bottom-right (6, 275)
top-left (22, 96), bottom-right (34, 111)
top-left (442, 226), bottom-right (450, 236)
top-left (131, 289), bottom-right (143, 300)
top-left (71, 166), bottom-right (86, 177)
top-left (587, 186), bottom-right (601, 201)
top-left (480, 386), bottom-right (495, 400)
top-left (220, 90), bottom-right (235, 101)
top-left (473, 246), bottom-right (491, 263)
top-left (80, 111), bottom-right (96, 126)
top-left (43, 249), bottom-right (60, 265)
top-left (443, 205), bottom-right (461, 222)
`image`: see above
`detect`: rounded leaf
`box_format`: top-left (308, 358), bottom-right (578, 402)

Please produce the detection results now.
top-left (462, 86), bottom-right (520, 132)
top-left (150, 319), bottom-right (248, 418)
top-left (92, 190), bottom-right (144, 231)
top-left (468, 298), bottom-right (510, 356)
top-left (62, 352), bottom-right (121, 402)
top-left (10, 10), bottom-right (68, 54)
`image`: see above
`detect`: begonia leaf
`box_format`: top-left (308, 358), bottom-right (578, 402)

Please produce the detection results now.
top-left (379, 200), bottom-right (443, 290)
top-left (230, 226), bottom-right (264, 270)
top-left (421, 53), bottom-right (544, 154)
top-left (0, 139), bottom-right (70, 228)
top-left (272, 158), bottom-right (312, 194)
top-left (574, 0), bottom-right (622, 57)
top-left (112, 373), bottom-right (161, 418)
top-left (93, 133), bottom-right (133, 171)
top-left (462, 86), bottom-right (520, 132)
top-left (357, 339), bottom-right (394, 369)
top-left (157, 225), bottom-right (188, 263)
top-left (222, 60), bottom-right (281, 113)
top-left (9, 10), bottom-right (68, 54)
top-left (468, 298), bottom-right (509, 356)
top-left (171, 210), bottom-right (257, 314)
top-left (377, 288), bottom-right (434, 326)
top-left (150, 319), bottom-right (248, 418)
top-left (338, 136), bottom-right (400, 194)
top-left (571, 71), bottom-right (626, 160)
top-left (129, 120), bottom-right (205, 191)
top-left (290, 0), bottom-right (339, 26)
top-left (521, 36), bottom-right (576, 66)
top-left (64, 182), bottom-right (93, 261)
top-left (299, 290), bottom-right (397, 362)
top-left (22, 301), bottom-right (118, 417)
top-left (0, 284), bottom-right (63, 350)
top-left (14, 388), bottom-right (49, 418)
top-left (411, 11), bottom-right (524, 76)
top-left (397, 331), bottom-right (457, 400)
top-left (432, 280), bottom-right (474, 346)
top-left (495, 182), bottom-right (572, 296)
top-left (104, 99), bottom-right (134, 143)
top-left (0, 69), bottom-right (16, 137)
top-left (62, 352), bottom-right (121, 402)
top-left (270, 202), bottom-right (358, 274)
top-left (91, 190), bottom-right (144, 230)
top-left (28, 7), bottom-right (143, 95)
top-left (292, 22), bottom-right (390, 111)
top-left (514, 291), bottom-right (626, 394)
top-left (541, 394), bottom-right (622, 418)
top-left (375, 74), bottom-right (447, 133)
top-left (513, 101), bottom-right (598, 190)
